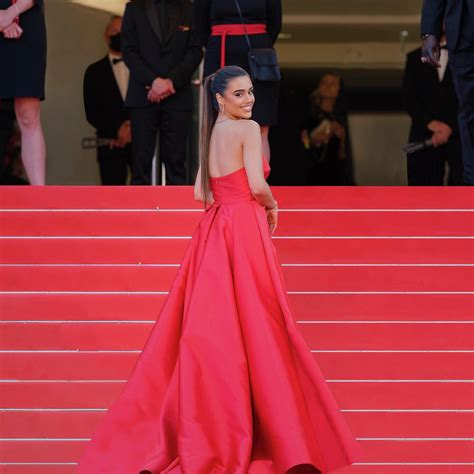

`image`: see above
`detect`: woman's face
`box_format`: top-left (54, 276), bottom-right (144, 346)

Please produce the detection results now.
top-left (319, 74), bottom-right (341, 100)
top-left (216, 75), bottom-right (255, 119)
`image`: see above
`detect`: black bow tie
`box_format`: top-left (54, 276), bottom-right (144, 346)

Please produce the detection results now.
top-left (112, 58), bottom-right (124, 65)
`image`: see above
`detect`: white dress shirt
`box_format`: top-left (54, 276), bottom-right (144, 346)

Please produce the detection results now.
top-left (437, 47), bottom-right (449, 82)
top-left (109, 53), bottom-right (130, 102)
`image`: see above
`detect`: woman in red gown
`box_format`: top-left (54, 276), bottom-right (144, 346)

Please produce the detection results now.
top-left (77, 66), bottom-right (363, 474)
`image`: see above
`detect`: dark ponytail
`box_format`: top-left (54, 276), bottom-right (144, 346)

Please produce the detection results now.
top-left (199, 65), bottom-right (250, 207)
top-left (199, 73), bottom-right (218, 206)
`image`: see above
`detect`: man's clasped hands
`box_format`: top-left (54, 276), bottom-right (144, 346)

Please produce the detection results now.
top-left (146, 77), bottom-right (175, 103)
top-left (0, 9), bottom-right (23, 39)
top-left (109, 76), bottom-right (175, 149)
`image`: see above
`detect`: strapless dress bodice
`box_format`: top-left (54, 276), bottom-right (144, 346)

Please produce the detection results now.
top-left (210, 156), bottom-right (271, 205)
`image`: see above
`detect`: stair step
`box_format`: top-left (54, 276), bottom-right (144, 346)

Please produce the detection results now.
top-left (1, 322), bottom-right (473, 350)
top-left (1, 237), bottom-right (472, 264)
top-left (0, 440), bottom-right (472, 463)
top-left (2, 265), bottom-right (473, 292)
top-left (1, 186), bottom-right (473, 209)
top-left (1, 351), bottom-right (472, 381)
top-left (2, 381), bottom-right (472, 409)
top-left (0, 411), bottom-right (472, 438)
top-left (2, 210), bottom-right (473, 236)
top-left (2, 465), bottom-right (472, 474)
top-left (1, 293), bottom-right (472, 321)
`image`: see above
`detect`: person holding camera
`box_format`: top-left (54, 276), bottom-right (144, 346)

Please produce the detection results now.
top-left (301, 73), bottom-right (354, 186)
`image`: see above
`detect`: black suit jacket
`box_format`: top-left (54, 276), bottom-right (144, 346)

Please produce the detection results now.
top-left (122, 0), bottom-right (203, 108)
top-left (421, 0), bottom-right (474, 50)
top-left (83, 56), bottom-right (130, 138)
top-left (402, 47), bottom-right (459, 142)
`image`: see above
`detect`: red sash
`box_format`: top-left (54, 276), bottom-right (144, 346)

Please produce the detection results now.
top-left (211, 23), bottom-right (266, 68)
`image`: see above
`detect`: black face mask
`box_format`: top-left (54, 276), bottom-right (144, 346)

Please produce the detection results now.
top-left (109, 33), bottom-right (122, 53)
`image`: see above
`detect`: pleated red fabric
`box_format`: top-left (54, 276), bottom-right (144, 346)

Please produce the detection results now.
top-left (77, 156), bottom-right (363, 473)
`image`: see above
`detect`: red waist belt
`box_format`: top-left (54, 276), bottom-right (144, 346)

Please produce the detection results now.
top-left (211, 23), bottom-right (267, 68)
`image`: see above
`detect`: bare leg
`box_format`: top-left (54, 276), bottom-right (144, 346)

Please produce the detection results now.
top-left (261, 125), bottom-right (270, 163)
top-left (14, 97), bottom-right (46, 185)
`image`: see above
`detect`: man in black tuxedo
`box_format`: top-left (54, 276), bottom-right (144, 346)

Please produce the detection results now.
top-left (402, 37), bottom-right (463, 185)
top-left (421, 0), bottom-right (474, 185)
top-left (122, 0), bottom-right (203, 185)
top-left (84, 16), bottom-right (132, 185)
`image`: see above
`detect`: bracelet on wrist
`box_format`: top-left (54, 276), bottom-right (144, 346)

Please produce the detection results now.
top-left (13, 3), bottom-right (20, 16)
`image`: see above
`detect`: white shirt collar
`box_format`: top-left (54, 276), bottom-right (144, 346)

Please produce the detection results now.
top-left (108, 52), bottom-right (123, 64)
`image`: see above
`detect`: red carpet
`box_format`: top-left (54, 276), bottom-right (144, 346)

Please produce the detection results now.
top-left (1, 186), bottom-right (473, 473)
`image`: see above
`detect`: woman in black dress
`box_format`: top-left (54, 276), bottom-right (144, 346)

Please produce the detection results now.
top-left (194, 0), bottom-right (281, 163)
top-left (0, 0), bottom-right (47, 185)
top-left (301, 73), bottom-right (355, 186)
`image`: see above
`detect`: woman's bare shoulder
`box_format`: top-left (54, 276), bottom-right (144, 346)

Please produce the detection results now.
top-left (235, 119), bottom-right (260, 139)
top-left (237, 119), bottom-right (260, 130)
top-left (214, 119), bottom-right (259, 143)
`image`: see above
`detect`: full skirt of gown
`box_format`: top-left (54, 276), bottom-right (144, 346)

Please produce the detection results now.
top-left (77, 157), bottom-right (363, 473)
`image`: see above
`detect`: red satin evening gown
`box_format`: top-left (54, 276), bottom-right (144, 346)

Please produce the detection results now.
top-left (77, 156), bottom-right (363, 473)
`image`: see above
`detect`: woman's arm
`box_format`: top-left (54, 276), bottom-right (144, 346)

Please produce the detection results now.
top-left (0, 0), bottom-right (36, 31)
top-left (194, 165), bottom-right (204, 202)
top-left (242, 120), bottom-right (277, 209)
top-left (13, 0), bottom-right (36, 14)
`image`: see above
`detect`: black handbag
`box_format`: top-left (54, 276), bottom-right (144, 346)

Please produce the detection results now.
top-left (234, 0), bottom-right (281, 82)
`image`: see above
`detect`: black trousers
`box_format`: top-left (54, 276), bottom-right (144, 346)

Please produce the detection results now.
top-left (129, 104), bottom-right (191, 185)
top-left (407, 138), bottom-right (464, 186)
top-left (97, 145), bottom-right (132, 186)
top-left (450, 48), bottom-right (474, 185)
top-left (449, 8), bottom-right (474, 185)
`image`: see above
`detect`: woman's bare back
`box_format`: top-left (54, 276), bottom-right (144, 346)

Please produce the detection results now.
top-left (208, 120), bottom-right (246, 178)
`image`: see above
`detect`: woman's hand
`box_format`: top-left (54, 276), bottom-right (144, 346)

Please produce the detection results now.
top-left (331, 121), bottom-right (346, 140)
top-left (301, 129), bottom-right (310, 150)
top-left (0, 9), bottom-right (16, 32)
top-left (309, 119), bottom-right (333, 146)
top-left (3, 22), bottom-right (23, 39)
top-left (265, 201), bottom-right (278, 235)
top-left (205, 192), bottom-right (215, 206)
top-left (195, 190), bottom-right (215, 207)
top-left (202, 195), bottom-right (215, 212)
